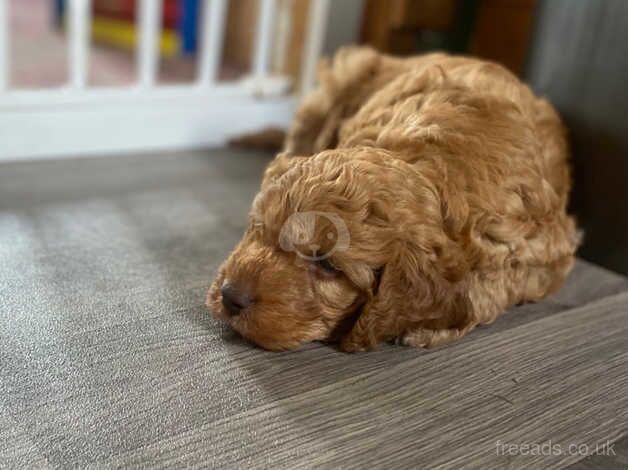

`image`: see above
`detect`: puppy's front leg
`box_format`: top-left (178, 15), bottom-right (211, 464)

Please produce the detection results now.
top-left (339, 305), bottom-right (392, 352)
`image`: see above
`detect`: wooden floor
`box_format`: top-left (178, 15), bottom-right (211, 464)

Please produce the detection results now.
top-left (0, 150), bottom-right (626, 469)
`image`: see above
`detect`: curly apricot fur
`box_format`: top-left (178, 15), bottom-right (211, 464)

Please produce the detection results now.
top-left (207, 47), bottom-right (579, 352)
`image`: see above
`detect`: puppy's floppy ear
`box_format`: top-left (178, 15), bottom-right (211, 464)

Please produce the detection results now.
top-left (341, 239), bottom-right (463, 351)
top-left (338, 160), bottom-right (471, 352)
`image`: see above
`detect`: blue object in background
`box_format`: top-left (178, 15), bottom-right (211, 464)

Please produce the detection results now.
top-left (180, 0), bottom-right (200, 55)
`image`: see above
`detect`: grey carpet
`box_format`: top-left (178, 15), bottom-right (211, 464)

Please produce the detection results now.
top-left (0, 149), bottom-right (626, 469)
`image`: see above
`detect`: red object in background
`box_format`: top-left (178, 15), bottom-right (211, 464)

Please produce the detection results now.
top-left (92, 0), bottom-right (180, 28)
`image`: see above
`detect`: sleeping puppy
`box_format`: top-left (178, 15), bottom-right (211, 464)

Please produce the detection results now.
top-left (207, 47), bottom-right (579, 352)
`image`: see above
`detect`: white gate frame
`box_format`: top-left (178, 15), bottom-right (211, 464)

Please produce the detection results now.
top-left (0, 0), bottom-right (330, 161)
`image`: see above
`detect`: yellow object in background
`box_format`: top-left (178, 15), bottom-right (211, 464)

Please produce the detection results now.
top-left (91, 16), bottom-right (180, 57)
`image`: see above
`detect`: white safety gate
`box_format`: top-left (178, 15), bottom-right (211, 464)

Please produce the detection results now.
top-left (0, 0), bottom-right (330, 161)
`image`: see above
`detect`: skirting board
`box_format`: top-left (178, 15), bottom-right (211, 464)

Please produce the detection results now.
top-left (0, 86), bottom-right (296, 161)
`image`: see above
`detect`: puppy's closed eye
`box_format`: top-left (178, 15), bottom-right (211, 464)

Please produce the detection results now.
top-left (316, 258), bottom-right (337, 272)
top-left (313, 258), bottom-right (341, 277)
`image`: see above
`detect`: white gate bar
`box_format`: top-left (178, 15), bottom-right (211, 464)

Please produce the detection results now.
top-left (300, 0), bottom-right (330, 93)
top-left (0, 0), bottom-right (8, 91)
top-left (253, 0), bottom-right (276, 78)
top-left (68, 0), bottom-right (92, 89)
top-left (198, 0), bottom-right (228, 85)
top-left (271, 0), bottom-right (291, 74)
top-left (138, 0), bottom-right (163, 88)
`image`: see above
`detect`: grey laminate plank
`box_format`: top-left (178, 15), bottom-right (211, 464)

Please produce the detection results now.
top-left (0, 410), bottom-right (52, 469)
top-left (0, 301), bottom-right (574, 468)
top-left (103, 292), bottom-right (628, 470)
top-left (548, 259), bottom-right (628, 307)
top-left (1, 150), bottom-right (626, 469)
top-left (568, 435), bottom-right (628, 470)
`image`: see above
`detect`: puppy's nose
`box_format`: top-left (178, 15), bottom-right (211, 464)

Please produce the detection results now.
top-left (221, 283), bottom-right (253, 316)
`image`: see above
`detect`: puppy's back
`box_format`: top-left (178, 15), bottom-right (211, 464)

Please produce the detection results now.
top-left (286, 47), bottom-right (570, 204)
top-left (334, 51), bottom-right (578, 284)
top-left (337, 52), bottom-right (571, 203)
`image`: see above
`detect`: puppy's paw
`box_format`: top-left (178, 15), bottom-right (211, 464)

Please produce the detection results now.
top-left (399, 328), bottom-right (433, 348)
top-left (400, 327), bottom-right (468, 348)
